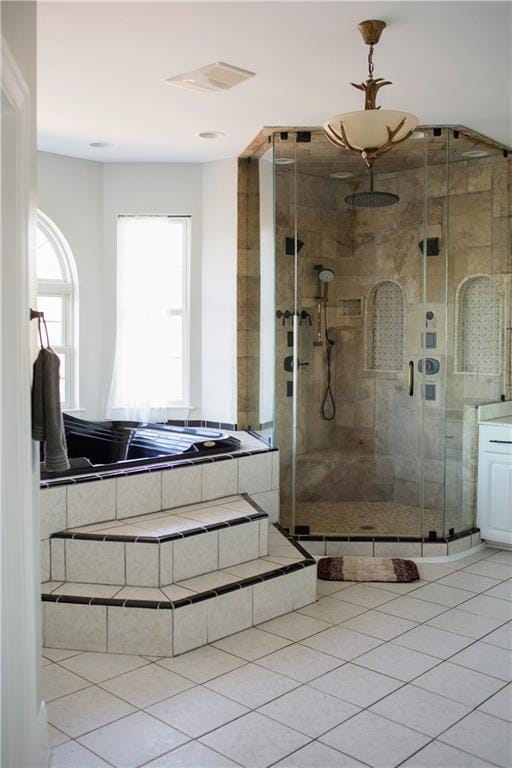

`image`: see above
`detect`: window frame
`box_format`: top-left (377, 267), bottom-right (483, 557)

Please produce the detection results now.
top-left (36, 210), bottom-right (79, 410)
top-left (116, 214), bottom-right (192, 409)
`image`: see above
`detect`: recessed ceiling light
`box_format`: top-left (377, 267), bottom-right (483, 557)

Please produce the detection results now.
top-left (330, 171), bottom-right (354, 179)
top-left (274, 157), bottom-right (295, 166)
top-left (198, 131), bottom-right (225, 139)
top-left (166, 62), bottom-right (255, 93)
top-left (462, 149), bottom-right (490, 158)
top-left (89, 141), bottom-right (110, 148)
top-left (410, 131), bottom-right (425, 140)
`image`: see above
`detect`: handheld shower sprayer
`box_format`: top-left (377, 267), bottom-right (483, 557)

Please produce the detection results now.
top-left (313, 266), bottom-right (337, 420)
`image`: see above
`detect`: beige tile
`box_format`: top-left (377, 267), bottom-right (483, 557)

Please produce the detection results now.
top-left (42, 648), bottom-right (83, 662)
top-left (160, 584), bottom-right (196, 602)
top-left (117, 472), bottom-right (162, 518)
top-left (173, 602), bottom-right (208, 655)
top-left (53, 583), bottom-right (120, 599)
top-left (114, 587), bottom-right (168, 602)
top-left (59, 651), bottom-right (149, 683)
top-left (44, 603), bottom-right (107, 652)
top-left (200, 711), bottom-right (309, 768)
top-left (41, 486), bottom-right (67, 538)
top-left (177, 571), bottom-right (235, 593)
top-left (46, 724), bottom-right (69, 749)
top-left (207, 588), bottom-right (253, 642)
top-left (78, 711), bottom-right (188, 768)
top-left (67, 479), bottom-right (116, 528)
top-left (107, 606), bottom-right (173, 656)
top-left (162, 465), bottom-right (202, 509)
top-left (202, 460), bottom-right (238, 501)
top-left (47, 685), bottom-right (135, 737)
top-left (100, 663), bottom-right (194, 708)
top-left (126, 542), bottom-right (159, 587)
top-left (218, 522), bottom-right (260, 569)
top-left (173, 531), bottom-right (218, 581)
top-left (65, 539), bottom-right (125, 585)
top-left (157, 645), bottom-right (245, 683)
top-left (148, 686), bottom-right (248, 737)
top-left (238, 453), bottom-right (272, 494)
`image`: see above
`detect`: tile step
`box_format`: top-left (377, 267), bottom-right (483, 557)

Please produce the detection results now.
top-left (42, 531), bottom-right (317, 656)
top-left (49, 495), bottom-right (271, 586)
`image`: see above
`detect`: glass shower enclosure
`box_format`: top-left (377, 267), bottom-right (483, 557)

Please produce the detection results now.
top-left (252, 126), bottom-right (511, 540)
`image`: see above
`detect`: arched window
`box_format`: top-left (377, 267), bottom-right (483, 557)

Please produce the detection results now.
top-left (367, 280), bottom-right (405, 371)
top-left (36, 211), bottom-right (78, 409)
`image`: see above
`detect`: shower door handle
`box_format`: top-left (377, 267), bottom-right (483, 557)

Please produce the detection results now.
top-left (408, 361), bottom-right (414, 397)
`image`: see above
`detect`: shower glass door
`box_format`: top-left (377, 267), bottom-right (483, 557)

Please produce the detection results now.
top-left (276, 129), bottom-right (432, 538)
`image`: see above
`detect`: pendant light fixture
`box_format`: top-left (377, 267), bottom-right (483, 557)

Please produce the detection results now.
top-left (324, 20), bottom-right (418, 170)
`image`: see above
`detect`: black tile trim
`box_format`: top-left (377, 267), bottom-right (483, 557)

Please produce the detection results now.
top-left (51, 511), bottom-right (268, 544)
top-left (291, 527), bottom-right (478, 546)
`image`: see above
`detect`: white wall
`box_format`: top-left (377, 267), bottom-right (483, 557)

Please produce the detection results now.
top-left (201, 158), bottom-right (238, 424)
top-left (38, 155), bottom-right (238, 422)
top-left (37, 151), bottom-right (103, 418)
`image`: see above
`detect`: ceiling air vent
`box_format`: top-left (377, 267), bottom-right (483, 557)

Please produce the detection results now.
top-left (165, 61), bottom-right (255, 93)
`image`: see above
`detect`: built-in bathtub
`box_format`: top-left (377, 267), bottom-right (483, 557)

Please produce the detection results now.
top-left (41, 413), bottom-right (241, 480)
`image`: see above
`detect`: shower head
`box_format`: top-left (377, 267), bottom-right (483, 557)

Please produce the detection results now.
top-left (345, 168), bottom-right (399, 208)
top-left (319, 268), bottom-right (335, 283)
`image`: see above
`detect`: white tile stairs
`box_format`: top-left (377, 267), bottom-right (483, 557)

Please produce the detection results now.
top-left (42, 495), bottom-right (317, 657)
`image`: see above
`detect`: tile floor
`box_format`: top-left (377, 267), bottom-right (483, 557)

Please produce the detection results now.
top-left (45, 547), bottom-right (512, 768)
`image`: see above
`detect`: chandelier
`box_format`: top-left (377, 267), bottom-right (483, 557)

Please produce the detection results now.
top-left (324, 20), bottom-right (418, 169)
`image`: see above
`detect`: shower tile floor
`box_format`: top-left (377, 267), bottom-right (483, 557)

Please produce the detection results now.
top-left (281, 501), bottom-right (464, 537)
top-left (45, 547), bottom-right (512, 768)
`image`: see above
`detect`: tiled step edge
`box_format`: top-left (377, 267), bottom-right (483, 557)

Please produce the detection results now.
top-left (42, 532), bottom-right (317, 656)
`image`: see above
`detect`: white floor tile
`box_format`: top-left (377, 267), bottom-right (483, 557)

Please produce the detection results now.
top-left (317, 580), bottom-right (356, 597)
top-left (42, 664), bottom-right (91, 702)
top-left (427, 608), bottom-right (506, 639)
top-left (145, 741), bottom-right (240, 767)
top-left (310, 663), bottom-right (402, 707)
top-left (377, 596), bottom-right (446, 622)
top-left (297, 597), bottom-right (366, 624)
top-left (409, 583), bottom-right (475, 607)
top-left (147, 686), bottom-right (248, 737)
top-left (370, 684), bottom-right (471, 736)
top-left (47, 686), bottom-right (135, 737)
top-left (100, 664), bottom-right (195, 708)
top-left (341, 610), bottom-right (417, 640)
top-left (157, 645), bottom-right (245, 683)
top-left (355, 643), bottom-right (439, 682)
top-left (258, 685), bottom-right (360, 738)
top-left (257, 612), bottom-right (332, 641)
top-left (319, 710), bottom-right (430, 768)
top-left (414, 661), bottom-right (505, 706)
top-left (461, 594), bottom-right (512, 620)
top-left (450, 642), bottom-right (512, 681)
top-left (392, 625), bottom-right (473, 659)
top-left (478, 684), bottom-right (512, 722)
top-left (488, 552), bottom-right (512, 566)
top-left (401, 740), bottom-right (496, 767)
top-left (463, 561), bottom-right (512, 581)
top-left (205, 663), bottom-right (299, 708)
top-left (485, 581), bottom-right (512, 602)
top-left (213, 627), bottom-right (292, 661)
top-left (255, 643), bottom-right (342, 682)
top-left (47, 725), bottom-right (69, 749)
top-left (51, 740), bottom-right (111, 767)
top-left (78, 711), bottom-right (189, 768)
top-left (54, 583), bottom-right (121, 599)
top-left (332, 584), bottom-right (398, 609)
top-left (481, 622), bottom-right (512, 650)
top-left (301, 625), bottom-right (382, 660)
top-left (274, 741), bottom-right (366, 767)
top-left (437, 571), bottom-right (501, 593)
top-left (200, 711), bottom-right (309, 768)
top-left (440, 710), bottom-right (512, 768)
top-left (59, 651), bottom-right (149, 683)
top-left (43, 648), bottom-right (83, 662)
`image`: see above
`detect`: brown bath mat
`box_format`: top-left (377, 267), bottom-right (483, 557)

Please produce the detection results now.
top-left (317, 556), bottom-right (419, 583)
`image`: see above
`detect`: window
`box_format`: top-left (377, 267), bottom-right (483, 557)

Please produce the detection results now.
top-left (107, 216), bottom-right (190, 421)
top-left (36, 211), bottom-right (78, 409)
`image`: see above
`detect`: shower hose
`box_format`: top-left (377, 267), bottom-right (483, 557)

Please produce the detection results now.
top-left (321, 303), bottom-right (336, 421)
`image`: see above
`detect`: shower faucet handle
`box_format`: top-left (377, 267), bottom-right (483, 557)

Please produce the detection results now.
top-left (299, 310), bottom-right (312, 326)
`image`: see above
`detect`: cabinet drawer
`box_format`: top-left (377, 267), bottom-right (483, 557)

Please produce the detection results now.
top-left (479, 425), bottom-right (512, 455)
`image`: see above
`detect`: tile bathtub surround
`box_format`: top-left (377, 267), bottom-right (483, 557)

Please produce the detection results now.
top-left (44, 547), bottom-right (512, 768)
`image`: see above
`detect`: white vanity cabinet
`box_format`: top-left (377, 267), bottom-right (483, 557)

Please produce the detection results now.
top-left (477, 419), bottom-right (512, 548)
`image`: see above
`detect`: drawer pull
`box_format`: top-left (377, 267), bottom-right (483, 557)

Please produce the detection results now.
top-left (489, 440), bottom-right (512, 445)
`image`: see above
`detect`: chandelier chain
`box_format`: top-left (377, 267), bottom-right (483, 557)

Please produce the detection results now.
top-left (368, 44), bottom-right (375, 79)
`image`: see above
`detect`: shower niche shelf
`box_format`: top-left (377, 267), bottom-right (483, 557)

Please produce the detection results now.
top-left (367, 280), bottom-right (405, 371)
top-left (456, 275), bottom-right (503, 375)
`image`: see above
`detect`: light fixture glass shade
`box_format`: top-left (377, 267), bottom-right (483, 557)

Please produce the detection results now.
top-left (324, 109), bottom-right (418, 152)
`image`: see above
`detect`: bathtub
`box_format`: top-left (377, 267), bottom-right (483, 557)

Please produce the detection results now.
top-left (41, 413), bottom-right (241, 480)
